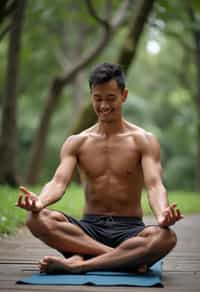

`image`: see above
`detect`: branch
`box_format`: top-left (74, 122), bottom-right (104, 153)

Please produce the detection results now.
top-left (187, 5), bottom-right (200, 43)
top-left (0, 22), bottom-right (11, 41)
top-left (111, 0), bottom-right (132, 29)
top-left (0, 0), bottom-right (17, 25)
top-left (104, 0), bottom-right (112, 20)
top-left (58, 0), bottom-right (132, 85)
top-left (60, 29), bottom-right (111, 84)
top-left (186, 5), bottom-right (200, 109)
top-left (117, 0), bottom-right (155, 74)
top-left (86, 0), bottom-right (110, 29)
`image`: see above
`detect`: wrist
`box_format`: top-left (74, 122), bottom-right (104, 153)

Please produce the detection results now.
top-left (33, 199), bottom-right (45, 212)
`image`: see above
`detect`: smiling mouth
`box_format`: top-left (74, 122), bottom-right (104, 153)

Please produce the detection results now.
top-left (99, 109), bottom-right (114, 115)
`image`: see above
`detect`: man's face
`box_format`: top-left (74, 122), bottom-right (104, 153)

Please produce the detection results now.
top-left (91, 79), bottom-right (128, 123)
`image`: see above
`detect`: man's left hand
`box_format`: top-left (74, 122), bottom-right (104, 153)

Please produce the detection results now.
top-left (157, 203), bottom-right (183, 227)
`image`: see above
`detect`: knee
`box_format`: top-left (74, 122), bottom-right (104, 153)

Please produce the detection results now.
top-left (149, 226), bottom-right (177, 253)
top-left (26, 209), bottom-right (47, 234)
top-left (166, 229), bottom-right (177, 250)
top-left (26, 209), bottom-right (60, 236)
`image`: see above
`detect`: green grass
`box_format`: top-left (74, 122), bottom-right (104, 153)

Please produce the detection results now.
top-left (141, 191), bottom-right (200, 215)
top-left (0, 184), bottom-right (199, 235)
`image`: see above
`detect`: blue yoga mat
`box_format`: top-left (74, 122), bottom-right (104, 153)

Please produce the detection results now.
top-left (17, 261), bottom-right (163, 287)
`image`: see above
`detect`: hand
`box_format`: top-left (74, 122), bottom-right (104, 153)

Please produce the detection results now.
top-left (16, 186), bottom-right (44, 213)
top-left (157, 203), bottom-right (183, 227)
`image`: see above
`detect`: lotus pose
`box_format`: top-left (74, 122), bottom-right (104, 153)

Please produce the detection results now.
top-left (16, 63), bottom-right (183, 274)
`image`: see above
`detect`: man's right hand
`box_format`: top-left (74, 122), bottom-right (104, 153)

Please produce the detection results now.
top-left (16, 186), bottom-right (44, 213)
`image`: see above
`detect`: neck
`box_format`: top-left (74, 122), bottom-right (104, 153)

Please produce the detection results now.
top-left (97, 118), bottom-right (125, 137)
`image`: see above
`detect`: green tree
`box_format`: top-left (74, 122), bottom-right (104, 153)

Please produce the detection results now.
top-left (0, 0), bottom-right (26, 185)
top-left (186, 5), bottom-right (200, 190)
top-left (0, 0), bottom-right (17, 41)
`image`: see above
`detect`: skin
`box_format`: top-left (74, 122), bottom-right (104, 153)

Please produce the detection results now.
top-left (16, 79), bottom-right (183, 274)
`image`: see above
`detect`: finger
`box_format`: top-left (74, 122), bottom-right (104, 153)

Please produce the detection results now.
top-left (16, 195), bottom-right (23, 206)
top-left (25, 195), bottom-right (33, 208)
top-left (164, 210), bottom-right (170, 222)
top-left (16, 195), bottom-right (26, 208)
top-left (171, 203), bottom-right (177, 208)
top-left (166, 206), bottom-right (173, 220)
top-left (170, 203), bottom-right (177, 212)
top-left (19, 186), bottom-right (32, 196)
top-left (176, 208), bottom-right (181, 218)
top-left (161, 212), bottom-right (170, 226)
top-left (39, 260), bottom-right (48, 273)
top-left (32, 199), bottom-right (37, 210)
top-left (169, 205), bottom-right (176, 220)
top-left (168, 203), bottom-right (178, 221)
top-left (167, 208), bottom-right (177, 224)
top-left (176, 209), bottom-right (184, 220)
top-left (39, 264), bottom-right (47, 273)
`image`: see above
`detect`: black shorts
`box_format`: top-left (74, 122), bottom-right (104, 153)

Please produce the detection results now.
top-left (65, 214), bottom-right (145, 248)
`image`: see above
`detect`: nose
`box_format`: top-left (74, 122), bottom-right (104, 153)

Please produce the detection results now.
top-left (100, 101), bottom-right (109, 111)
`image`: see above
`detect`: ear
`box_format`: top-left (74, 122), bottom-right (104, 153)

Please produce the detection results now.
top-left (122, 89), bottom-right (128, 102)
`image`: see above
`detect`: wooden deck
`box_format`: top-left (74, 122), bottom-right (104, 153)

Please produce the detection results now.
top-left (0, 215), bottom-right (200, 291)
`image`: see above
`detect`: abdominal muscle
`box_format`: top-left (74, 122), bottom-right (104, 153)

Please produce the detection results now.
top-left (82, 173), bottom-right (144, 218)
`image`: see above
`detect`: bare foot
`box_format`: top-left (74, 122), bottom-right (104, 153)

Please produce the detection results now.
top-left (39, 255), bottom-right (84, 274)
top-left (136, 264), bottom-right (148, 274)
top-left (125, 264), bottom-right (148, 274)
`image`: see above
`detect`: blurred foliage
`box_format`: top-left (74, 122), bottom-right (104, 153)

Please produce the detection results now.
top-left (0, 0), bottom-right (199, 190)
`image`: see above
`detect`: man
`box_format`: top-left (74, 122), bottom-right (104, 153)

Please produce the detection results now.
top-left (16, 63), bottom-right (183, 274)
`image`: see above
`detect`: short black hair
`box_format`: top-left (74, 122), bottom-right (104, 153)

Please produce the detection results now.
top-left (89, 63), bottom-right (125, 91)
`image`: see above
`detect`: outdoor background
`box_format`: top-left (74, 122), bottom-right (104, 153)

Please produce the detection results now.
top-left (0, 0), bottom-right (199, 234)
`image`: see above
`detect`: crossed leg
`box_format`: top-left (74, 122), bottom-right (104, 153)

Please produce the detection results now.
top-left (26, 209), bottom-right (177, 274)
top-left (26, 209), bottom-right (113, 256)
top-left (65, 225), bottom-right (177, 273)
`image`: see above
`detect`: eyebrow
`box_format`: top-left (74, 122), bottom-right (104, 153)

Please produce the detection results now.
top-left (93, 93), bottom-right (116, 96)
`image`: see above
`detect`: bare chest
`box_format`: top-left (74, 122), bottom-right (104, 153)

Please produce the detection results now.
top-left (78, 136), bottom-right (141, 178)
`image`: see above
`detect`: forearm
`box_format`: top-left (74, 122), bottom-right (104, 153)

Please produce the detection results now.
top-left (38, 180), bottom-right (66, 208)
top-left (147, 183), bottom-right (169, 220)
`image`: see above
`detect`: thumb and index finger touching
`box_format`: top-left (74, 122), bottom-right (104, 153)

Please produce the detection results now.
top-left (19, 186), bottom-right (34, 196)
top-left (19, 185), bottom-right (31, 194)
top-left (18, 186), bottom-right (38, 200)
top-left (168, 202), bottom-right (184, 221)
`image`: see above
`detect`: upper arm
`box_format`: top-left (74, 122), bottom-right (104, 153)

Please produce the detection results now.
top-left (137, 133), bottom-right (163, 190)
top-left (52, 136), bottom-right (79, 188)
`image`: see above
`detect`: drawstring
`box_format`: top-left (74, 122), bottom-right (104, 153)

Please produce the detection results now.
top-left (99, 216), bottom-right (114, 223)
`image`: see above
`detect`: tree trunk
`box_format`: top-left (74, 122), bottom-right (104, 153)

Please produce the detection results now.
top-left (70, 22), bottom-right (88, 119)
top-left (70, 0), bottom-right (155, 135)
top-left (26, 0), bottom-right (131, 185)
top-left (193, 30), bottom-right (200, 191)
top-left (0, 0), bottom-right (26, 186)
top-left (187, 6), bottom-right (200, 191)
top-left (26, 78), bottom-right (64, 185)
top-left (117, 0), bottom-right (154, 74)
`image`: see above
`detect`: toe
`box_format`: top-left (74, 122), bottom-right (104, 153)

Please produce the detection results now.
top-left (38, 259), bottom-right (48, 273)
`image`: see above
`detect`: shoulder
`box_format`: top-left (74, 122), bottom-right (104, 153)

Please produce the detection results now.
top-left (60, 125), bottom-right (97, 158)
top-left (61, 133), bottom-right (87, 158)
top-left (136, 131), bottom-right (160, 154)
top-left (126, 122), bottom-right (160, 156)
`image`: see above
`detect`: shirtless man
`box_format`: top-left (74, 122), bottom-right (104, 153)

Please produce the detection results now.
top-left (16, 63), bottom-right (183, 274)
